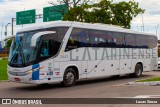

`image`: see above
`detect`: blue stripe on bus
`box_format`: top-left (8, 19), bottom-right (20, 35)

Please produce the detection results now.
top-left (32, 63), bottom-right (39, 80)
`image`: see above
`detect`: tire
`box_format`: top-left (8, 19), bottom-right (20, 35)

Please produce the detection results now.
top-left (62, 68), bottom-right (77, 87)
top-left (130, 64), bottom-right (143, 78)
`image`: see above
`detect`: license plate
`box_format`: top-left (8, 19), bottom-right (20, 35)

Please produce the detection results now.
top-left (15, 78), bottom-right (20, 82)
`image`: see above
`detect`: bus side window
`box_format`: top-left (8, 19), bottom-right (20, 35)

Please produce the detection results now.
top-left (124, 33), bottom-right (136, 48)
top-left (65, 28), bottom-right (89, 51)
top-left (40, 40), bottom-right (49, 57)
top-left (112, 32), bottom-right (124, 48)
top-left (136, 35), bottom-right (147, 48)
top-left (107, 32), bottom-right (115, 47)
top-left (65, 28), bottom-right (80, 51)
top-left (39, 34), bottom-right (60, 59)
top-left (79, 29), bottom-right (89, 47)
top-left (89, 30), bottom-right (106, 47)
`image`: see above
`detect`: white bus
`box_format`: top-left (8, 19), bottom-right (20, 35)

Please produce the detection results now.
top-left (8, 21), bottom-right (158, 86)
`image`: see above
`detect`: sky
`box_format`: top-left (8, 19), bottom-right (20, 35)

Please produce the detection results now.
top-left (0, 0), bottom-right (160, 41)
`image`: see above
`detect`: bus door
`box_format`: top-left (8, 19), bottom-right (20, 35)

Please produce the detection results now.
top-left (38, 33), bottom-right (61, 81)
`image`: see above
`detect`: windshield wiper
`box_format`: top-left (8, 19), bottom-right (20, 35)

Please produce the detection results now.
top-left (19, 44), bottom-right (25, 66)
top-left (10, 42), bottom-right (25, 66)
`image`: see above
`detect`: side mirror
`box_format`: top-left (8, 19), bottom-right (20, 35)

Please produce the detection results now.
top-left (31, 31), bottom-right (56, 47)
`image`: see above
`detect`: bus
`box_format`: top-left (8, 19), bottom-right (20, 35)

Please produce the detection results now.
top-left (8, 21), bottom-right (158, 86)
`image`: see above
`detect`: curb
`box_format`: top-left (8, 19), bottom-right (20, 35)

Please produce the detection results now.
top-left (0, 80), bottom-right (9, 82)
top-left (128, 81), bottom-right (160, 86)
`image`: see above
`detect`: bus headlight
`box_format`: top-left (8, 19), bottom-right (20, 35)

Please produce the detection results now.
top-left (26, 66), bottom-right (44, 75)
top-left (27, 70), bottom-right (33, 74)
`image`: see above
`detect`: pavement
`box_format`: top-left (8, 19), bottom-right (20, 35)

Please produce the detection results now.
top-left (0, 71), bottom-right (160, 107)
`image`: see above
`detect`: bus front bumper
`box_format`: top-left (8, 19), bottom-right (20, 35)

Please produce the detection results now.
top-left (8, 73), bottom-right (40, 84)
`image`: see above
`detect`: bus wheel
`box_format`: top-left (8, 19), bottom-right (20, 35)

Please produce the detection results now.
top-left (130, 64), bottom-right (143, 78)
top-left (63, 68), bottom-right (77, 87)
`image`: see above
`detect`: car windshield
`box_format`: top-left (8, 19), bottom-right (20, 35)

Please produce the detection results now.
top-left (9, 31), bottom-right (40, 66)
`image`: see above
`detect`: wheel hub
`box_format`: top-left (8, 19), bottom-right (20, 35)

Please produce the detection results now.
top-left (66, 72), bottom-right (74, 84)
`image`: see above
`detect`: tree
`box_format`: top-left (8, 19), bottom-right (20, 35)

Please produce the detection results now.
top-left (109, 0), bottom-right (145, 28)
top-left (5, 39), bottom-right (12, 50)
top-left (50, 0), bottom-right (144, 29)
top-left (63, 4), bottom-right (91, 22)
top-left (49, 0), bottom-right (94, 11)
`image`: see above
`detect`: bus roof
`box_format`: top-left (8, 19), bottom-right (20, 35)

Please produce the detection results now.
top-left (17, 21), bottom-right (156, 36)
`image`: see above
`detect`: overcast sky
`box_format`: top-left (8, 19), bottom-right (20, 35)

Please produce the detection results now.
top-left (0, 0), bottom-right (160, 40)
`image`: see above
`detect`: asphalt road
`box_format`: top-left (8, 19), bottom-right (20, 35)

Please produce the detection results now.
top-left (1, 71), bottom-right (160, 107)
top-left (0, 71), bottom-right (160, 99)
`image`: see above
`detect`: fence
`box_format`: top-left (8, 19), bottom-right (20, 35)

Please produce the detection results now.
top-left (0, 50), bottom-right (9, 57)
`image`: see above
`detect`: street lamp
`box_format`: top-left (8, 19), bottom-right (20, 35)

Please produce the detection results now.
top-left (1, 24), bottom-right (4, 41)
top-left (5, 23), bottom-right (11, 37)
top-left (141, 13), bottom-right (144, 32)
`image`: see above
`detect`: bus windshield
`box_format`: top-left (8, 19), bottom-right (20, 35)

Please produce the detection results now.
top-left (8, 27), bottom-right (69, 67)
top-left (9, 31), bottom-right (40, 66)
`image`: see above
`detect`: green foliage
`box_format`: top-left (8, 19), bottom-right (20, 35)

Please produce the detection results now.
top-left (5, 39), bottom-right (12, 50)
top-left (63, 0), bottom-right (145, 29)
top-left (0, 59), bottom-right (8, 80)
top-left (158, 49), bottom-right (160, 57)
top-left (63, 4), bottom-right (90, 22)
top-left (137, 77), bottom-right (160, 82)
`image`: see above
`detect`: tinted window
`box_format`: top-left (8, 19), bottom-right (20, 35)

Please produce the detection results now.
top-left (147, 36), bottom-right (157, 48)
top-left (46, 27), bottom-right (69, 42)
top-left (125, 33), bottom-right (136, 48)
top-left (40, 34), bottom-right (61, 58)
top-left (107, 32), bottom-right (124, 48)
top-left (40, 40), bottom-right (50, 57)
top-left (66, 28), bottom-right (157, 50)
top-left (107, 32), bottom-right (115, 47)
top-left (89, 30), bottom-right (107, 47)
top-left (136, 35), bottom-right (147, 48)
top-left (65, 28), bottom-right (89, 51)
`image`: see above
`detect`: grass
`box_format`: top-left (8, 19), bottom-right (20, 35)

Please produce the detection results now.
top-left (0, 58), bottom-right (8, 80)
top-left (137, 77), bottom-right (160, 82)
